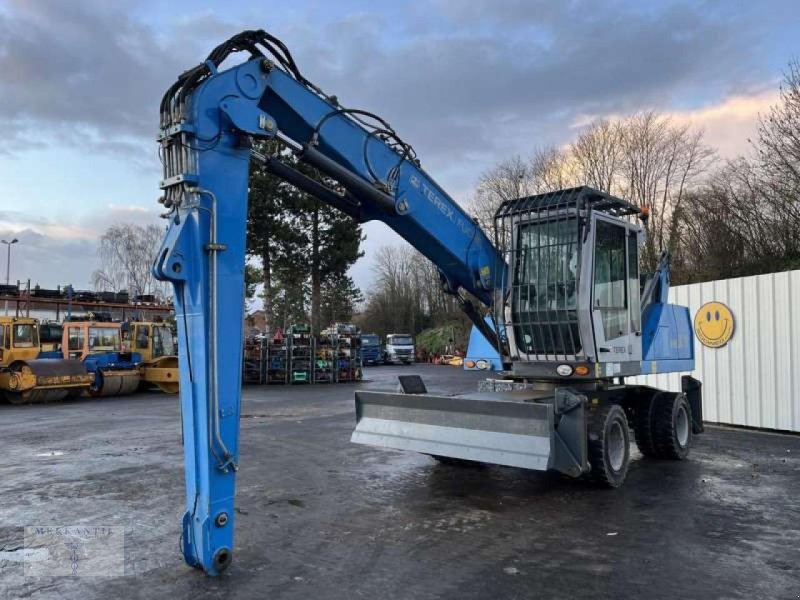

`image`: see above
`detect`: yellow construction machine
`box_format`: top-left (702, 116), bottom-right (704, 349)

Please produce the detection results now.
top-left (128, 321), bottom-right (179, 394)
top-left (62, 320), bottom-right (142, 397)
top-left (0, 316), bottom-right (93, 403)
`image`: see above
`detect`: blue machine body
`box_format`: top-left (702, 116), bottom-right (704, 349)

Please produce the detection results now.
top-left (464, 317), bottom-right (504, 372)
top-left (639, 263), bottom-right (695, 374)
top-left (82, 352), bottom-right (141, 374)
top-left (153, 31), bottom-right (697, 575)
top-left (83, 352), bottom-right (141, 393)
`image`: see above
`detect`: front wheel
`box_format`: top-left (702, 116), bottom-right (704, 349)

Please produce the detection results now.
top-left (588, 404), bottom-right (631, 488)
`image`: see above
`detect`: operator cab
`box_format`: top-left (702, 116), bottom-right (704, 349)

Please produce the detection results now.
top-left (494, 186), bottom-right (644, 379)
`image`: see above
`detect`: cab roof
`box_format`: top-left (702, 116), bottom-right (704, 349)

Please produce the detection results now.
top-left (494, 185), bottom-right (641, 219)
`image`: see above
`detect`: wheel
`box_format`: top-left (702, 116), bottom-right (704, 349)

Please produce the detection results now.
top-left (652, 393), bottom-right (692, 459)
top-left (633, 394), bottom-right (659, 457)
top-left (588, 404), bottom-right (631, 488)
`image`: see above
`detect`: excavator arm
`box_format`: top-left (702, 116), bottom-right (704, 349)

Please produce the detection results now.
top-left (153, 30), bottom-right (506, 575)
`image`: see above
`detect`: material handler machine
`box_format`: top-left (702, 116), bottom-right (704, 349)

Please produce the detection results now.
top-left (154, 30), bottom-right (703, 575)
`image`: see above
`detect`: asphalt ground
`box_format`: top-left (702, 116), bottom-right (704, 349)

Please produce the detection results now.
top-left (0, 364), bottom-right (798, 599)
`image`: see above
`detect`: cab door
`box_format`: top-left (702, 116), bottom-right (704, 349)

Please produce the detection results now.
top-left (134, 325), bottom-right (151, 359)
top-left (590, 214), bottom-right (642, 366)
top-left (66, 326), bottom-right (86, 360)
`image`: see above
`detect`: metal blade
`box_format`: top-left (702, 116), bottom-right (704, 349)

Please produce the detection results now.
top-left (351, 391), bottom-right (554, 470)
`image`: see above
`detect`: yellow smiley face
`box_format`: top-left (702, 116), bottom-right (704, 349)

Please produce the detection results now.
top-left (694, 302), bottom-right (735, 348)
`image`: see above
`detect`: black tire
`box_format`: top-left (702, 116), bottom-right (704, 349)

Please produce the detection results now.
top-left (588, 404), bottom-right (631, 488)
top-left (633, 394), bottom-right (659, 457)
top-left (652, 393), bottom-right (692, 460)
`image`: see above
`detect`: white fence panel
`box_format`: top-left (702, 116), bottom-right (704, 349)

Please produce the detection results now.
top-left (634, 270), bottom-right (800, 432)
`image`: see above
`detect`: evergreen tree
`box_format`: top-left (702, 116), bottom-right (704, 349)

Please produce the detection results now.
top-left (246, 143), bottom-right (364, 333)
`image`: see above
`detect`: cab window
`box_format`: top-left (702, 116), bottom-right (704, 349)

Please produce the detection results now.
top-left (68, 327), bottom-right (85, 351)
top-left (152, 326), bottom-right (175, 358)
top-left (89, 327), bottom-right (121, 352)
top-left (627, 232), bottom-right (641, 334)
top-left (13, 324), bottom-right (38, 348)
top-left (136, 326), bottom-right (150, 350)
top-left (593, 220), bottom-right (629, 338)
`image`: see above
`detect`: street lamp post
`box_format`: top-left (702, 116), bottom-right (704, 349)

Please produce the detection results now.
top-left (2, 238), bottom-right (19, 316)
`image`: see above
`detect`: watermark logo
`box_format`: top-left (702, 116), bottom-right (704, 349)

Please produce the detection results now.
top-left (20, 526), bottom-right (125, 577)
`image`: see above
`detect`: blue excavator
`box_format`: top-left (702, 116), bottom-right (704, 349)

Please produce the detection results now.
top-left (153, 30), bottom-right (703, 576)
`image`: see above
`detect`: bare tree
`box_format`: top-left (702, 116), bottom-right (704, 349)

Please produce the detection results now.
top-left (469, 155), bottom-right (531, 232)
top-left (468, 146), bottom-right (580, 232)
top-left (570, 119), bottom-right (624, 193)
top-left (754, 57), bottom-right (800, 224)
top-left (529, 146), bottom-right (580, 193)
top-left (362, 243), bottom-right (467, 339)
top-left (91, 223), bottom-right (169, 301)
top-left (616, 112), bottom-right (716, 269)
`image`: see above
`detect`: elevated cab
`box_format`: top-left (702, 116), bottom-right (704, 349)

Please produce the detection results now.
top-left (492, 186), bottom-right (692, 379)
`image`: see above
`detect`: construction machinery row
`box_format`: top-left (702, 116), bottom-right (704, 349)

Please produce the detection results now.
top-left (0, 316), bottom-right (178, 403)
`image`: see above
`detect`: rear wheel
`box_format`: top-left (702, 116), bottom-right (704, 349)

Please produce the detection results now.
top-left (633, 394), bottom-right (658, 457)
top-left (652, 393), bottom-right (692, 459)
top-left (588, 404), bottom-right (631, 488)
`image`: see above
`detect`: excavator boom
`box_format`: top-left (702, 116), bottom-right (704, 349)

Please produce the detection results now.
top-left (153, 30), bottom-right (509, 575)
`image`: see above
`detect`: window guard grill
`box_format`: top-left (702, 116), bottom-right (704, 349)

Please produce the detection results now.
top-left (492, 186), bottom-right (639, 362)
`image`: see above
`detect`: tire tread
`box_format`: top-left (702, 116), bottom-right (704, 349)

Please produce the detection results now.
top-left (652, 393), bottom-right (691, 460)
top-left (587, 403), bottom-right (630, 488)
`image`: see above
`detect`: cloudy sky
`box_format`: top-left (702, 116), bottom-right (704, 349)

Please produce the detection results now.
top-left (0, 0), bottom-right (796, 293)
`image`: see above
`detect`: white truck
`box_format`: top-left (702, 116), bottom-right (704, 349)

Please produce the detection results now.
top-left (384, 334), bottom-right (415, 365)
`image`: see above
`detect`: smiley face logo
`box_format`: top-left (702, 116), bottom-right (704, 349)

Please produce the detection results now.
top-left (694, 302), bottom-right (735, 348)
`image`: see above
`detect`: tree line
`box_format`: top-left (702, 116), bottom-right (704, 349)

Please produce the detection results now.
top-left (362, 58), bottom-right (800, 342)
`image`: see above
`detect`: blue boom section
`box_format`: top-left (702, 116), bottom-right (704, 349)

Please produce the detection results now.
top-left (153, 44), bottom-right (505, 575)
top-left (257, 69), bottom-right (506, 301)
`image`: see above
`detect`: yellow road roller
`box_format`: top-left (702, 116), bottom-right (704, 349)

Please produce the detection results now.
top-left (127, 321), bottom-right (179, 394)
top-left (0, 317), bottom-right (93, 404)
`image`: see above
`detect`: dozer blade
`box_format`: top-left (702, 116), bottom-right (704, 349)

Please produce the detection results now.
top-left (352, 390), bottom-right (555, 470)
top-left (90, 369), bottom-right (141, 397)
